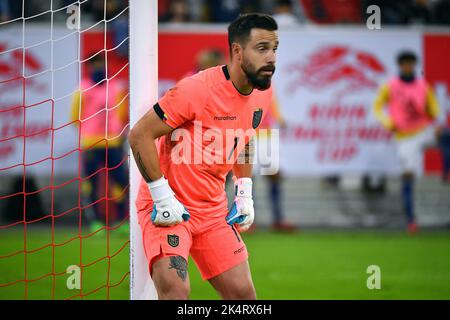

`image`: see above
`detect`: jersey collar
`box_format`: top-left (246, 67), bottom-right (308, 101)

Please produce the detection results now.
top-left (222, 65), bottom-right (253, 96)
top-left (222, 65), bottom-right (231, 80)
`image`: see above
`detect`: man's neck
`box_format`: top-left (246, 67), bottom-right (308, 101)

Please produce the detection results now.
top-left (227, 62), bottom-right (253, 95)
top-left (399, 73), bottom-right (416, 83)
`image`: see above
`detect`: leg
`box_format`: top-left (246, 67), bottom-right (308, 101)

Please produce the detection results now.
top-left (440, 129), bottom-right (450, 181)
top-left (106, 146), bottom-right (128, 220)
top-left (208, 260), bottom-right (256, 300)
top-left (151, 255), bottom-right (191, 300)
top-left (138, 210), bottom-right (193, 299)
top-left (82, 148), bottom-right (105, 224)
top-left (396, 136), bottom-right (420, 232)
top-left (267, 172), bottom-right (283, 224)
top-left (443, 148), bottom-right (450, 181)
top-left (190, 217), bottom-right (255, 299)
top-left (401, 172), bottom-right (416, 228)
top-left (267, 172), bottom-right (295, 231)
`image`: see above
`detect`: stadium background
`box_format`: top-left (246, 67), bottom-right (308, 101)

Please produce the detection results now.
top-left (1, 0), bottom-right (450, 299)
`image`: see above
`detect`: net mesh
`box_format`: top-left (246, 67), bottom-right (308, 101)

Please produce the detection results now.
top-left (0, 0), bottom-right (130, 299)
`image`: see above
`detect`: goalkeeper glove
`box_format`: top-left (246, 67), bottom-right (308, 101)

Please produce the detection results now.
top-left (226, 177), bottom-right (254, 232)
top-left (148, 176), bottom-right (190, 227)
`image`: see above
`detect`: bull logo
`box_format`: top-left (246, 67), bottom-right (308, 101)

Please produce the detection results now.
top-left (286, 45), bottom-right (385, 97)
top-left (0, 42), bottom-right (46, 94)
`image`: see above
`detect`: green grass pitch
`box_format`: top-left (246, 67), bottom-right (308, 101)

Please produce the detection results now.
top-left (1, 227), bottom-right (450, 299)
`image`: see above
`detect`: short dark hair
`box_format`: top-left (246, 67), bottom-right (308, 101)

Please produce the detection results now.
top-left (397, 51), bottom-right (417, 65)
top-left (228, 13), bottom-right (278, 54)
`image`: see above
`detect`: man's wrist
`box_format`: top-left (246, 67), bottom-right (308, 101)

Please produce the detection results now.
top-left (234, 177), bottom-right (253, 198)
top-left (147, 176), bottom-right (174, 202)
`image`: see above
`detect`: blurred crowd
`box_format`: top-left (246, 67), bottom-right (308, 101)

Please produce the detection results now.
top-left (0, 0), bottom-right (128, 23)
top-left (157, 0), bottom-right (450, 25)
top-left (1, 0), bottom-right (450, 26)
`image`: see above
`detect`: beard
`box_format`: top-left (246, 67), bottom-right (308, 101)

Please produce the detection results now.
top-left (241, 58), bottom-right (275, 91)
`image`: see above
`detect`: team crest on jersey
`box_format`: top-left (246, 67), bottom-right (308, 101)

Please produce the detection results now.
top-left (167, 234), bottom-right (179, 247)
top-left (252, 108), bottom-right (263, 129)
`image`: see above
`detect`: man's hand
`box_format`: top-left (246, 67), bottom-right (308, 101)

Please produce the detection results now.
top-left (226, 177), bottom-right (254, 232)
top-left (148, 177), bottom-right (190, 227)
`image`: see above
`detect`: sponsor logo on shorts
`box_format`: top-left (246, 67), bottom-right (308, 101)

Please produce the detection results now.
top-left (234, 246), bottom-right (245, 255)
top-left (167, 234), bottom-right (179, 247)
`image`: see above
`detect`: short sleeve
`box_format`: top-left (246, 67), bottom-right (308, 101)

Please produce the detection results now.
top-left (155, 77), bottom-right (206, 128)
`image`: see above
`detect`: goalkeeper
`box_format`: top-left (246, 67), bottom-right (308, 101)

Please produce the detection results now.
top-left (129, 13), bottom-right (278, 299)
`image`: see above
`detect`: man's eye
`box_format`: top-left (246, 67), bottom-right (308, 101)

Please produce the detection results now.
top-left (258, 47), bottom-right (266, 52)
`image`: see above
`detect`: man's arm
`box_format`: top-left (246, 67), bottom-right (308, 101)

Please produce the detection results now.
top-left (227, 137), bottom-right (255, 232)
top-left (131, 77), bottom-right (202, 226)
top-left (373, 84), bottom-right (394, 130)
top-left (70, 90), bottom-right (82, 125)
top-left (129, 107), bottom-right (173, 182)
top-left (130, 77), bottom-right (201, 180)
top-left (117, 89), bottom-right (129, 126)
top-left (232, 136), bottom-right (255, 178)
top-left (129, 106), bottom-right (190, 226)
top-left (426, 85), bottom-right (440, 120)
top-left (270, 97), bottom-right (286, 128)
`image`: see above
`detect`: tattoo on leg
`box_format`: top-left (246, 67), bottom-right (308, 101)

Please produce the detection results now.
top-left (168, 256), bottom-right (188, 282)
top-left (136, 152), bottom-right (152, 182)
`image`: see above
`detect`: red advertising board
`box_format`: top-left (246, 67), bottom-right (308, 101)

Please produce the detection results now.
top-left (423, 34), bottom-right (450, 173)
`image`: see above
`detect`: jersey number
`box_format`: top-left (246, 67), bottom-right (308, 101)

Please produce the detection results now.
top-left (227, 137), bottom-right (239, 160)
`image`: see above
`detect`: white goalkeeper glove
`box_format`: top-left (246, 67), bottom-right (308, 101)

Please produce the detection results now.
top-left (148, 177), bottom-right (190, 227)
top-left (226, 177), bottom-right (254, 232)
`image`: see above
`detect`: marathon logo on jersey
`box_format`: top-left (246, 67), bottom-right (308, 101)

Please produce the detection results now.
top-left (252, 108), bottom-right (263, 129)
top-left (214, 115), bottom-right (237, 121)
top-left (167, 234), bottom-right (179, 247)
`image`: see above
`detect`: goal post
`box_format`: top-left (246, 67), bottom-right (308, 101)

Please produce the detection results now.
top-left (129, 0), bottom-right (158, 300)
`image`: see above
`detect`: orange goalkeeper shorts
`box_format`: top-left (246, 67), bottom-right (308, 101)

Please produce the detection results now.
top-left (138, 209), bottom-right (249, 280)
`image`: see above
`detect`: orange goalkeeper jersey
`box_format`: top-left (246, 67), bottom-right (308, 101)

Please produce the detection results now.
top-left (135, 65), bottom-right (272, 219)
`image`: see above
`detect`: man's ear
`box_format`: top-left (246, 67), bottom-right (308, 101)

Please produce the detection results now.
top-left (232, 42), bottom-right (242, 62)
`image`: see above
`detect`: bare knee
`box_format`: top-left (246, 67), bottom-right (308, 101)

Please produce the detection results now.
top-left (157, 281), bottom-right (190, 300)
top-left (152, 255), bottom-right (190, 300)
top-left (221, 280), bottom-right (256, 300)
top-left (209, 261), bottom-right (257, 300)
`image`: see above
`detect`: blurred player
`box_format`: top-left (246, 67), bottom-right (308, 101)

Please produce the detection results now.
top-left (373, 51), bottom-right (440, 233)
top-left (71, 53), bottom-right (129, 234)
top-left (256, 93), bottom-right (296, 232)
top-left (182, 48), bottom-right (226, 78)
top-left (272, 0), bottom-right (302, 27)
top-left (437, 125), bottom-right (450, 183)
top-left (129, 13), bottom-right (278, 299)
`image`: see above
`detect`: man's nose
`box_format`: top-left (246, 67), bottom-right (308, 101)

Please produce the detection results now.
top-left (266, 50), bottom-right (276, 65)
